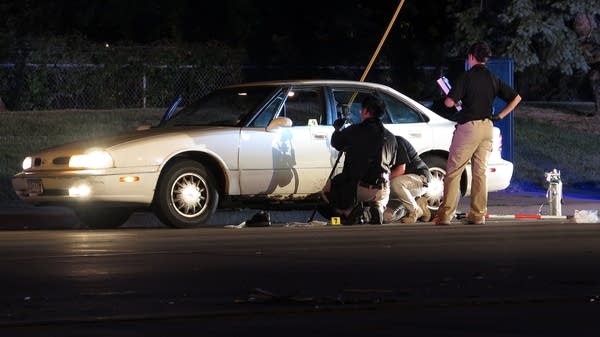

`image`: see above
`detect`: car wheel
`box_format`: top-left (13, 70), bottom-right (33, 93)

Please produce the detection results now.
top-left (154, 160), bottom-right (219, 228)
top-left (420, 155), bottom-right (447, 214)
top-left (74, 207), bottom-right (133, 229)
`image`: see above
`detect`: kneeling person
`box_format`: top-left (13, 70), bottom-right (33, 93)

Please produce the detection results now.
top-left (384, 136), bottom-right (432, 223)
top-left (319, 94), bottom-right (397, 224)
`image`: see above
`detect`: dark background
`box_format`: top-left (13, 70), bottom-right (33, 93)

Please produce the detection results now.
top-left (1, 1), bottom-right (447, 66)
top-left (0, 0), bottom-right (475, 100)
top-left (0, 0), bottom-right (597, 106)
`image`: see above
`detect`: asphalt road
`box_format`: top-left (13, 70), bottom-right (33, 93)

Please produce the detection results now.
top-left (1, 220), bottom-right (600, 336)
top-left (2, 189), bottom-right (599, 230)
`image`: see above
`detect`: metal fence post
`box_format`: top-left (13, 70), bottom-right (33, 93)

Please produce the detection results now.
top-left (142, 73), bottom-right (147, 108)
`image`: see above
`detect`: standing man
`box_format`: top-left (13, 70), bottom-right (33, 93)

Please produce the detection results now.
top-left (383, 135), bottom-right (432, 224)
top-left (433, 41), bottom-right (521, 225)
top-left (321, 94), bottom-right (397, 225)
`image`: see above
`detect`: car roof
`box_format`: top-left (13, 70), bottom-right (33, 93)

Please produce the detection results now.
top-left (222, 79), bottom-right (452, 124)
top-left (223, 79), bottom-right (394, 91)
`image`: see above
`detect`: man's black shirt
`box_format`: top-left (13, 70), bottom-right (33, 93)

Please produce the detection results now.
top-left (394, 136), bottom-right (431, 182)
top-left (331, 117), bottom-right (397, 184)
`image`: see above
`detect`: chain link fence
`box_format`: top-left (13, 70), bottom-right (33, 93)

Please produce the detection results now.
top-left (0, 62), bottom-right (243, 110)
top-left (0, 61), bottom-right (441, 111)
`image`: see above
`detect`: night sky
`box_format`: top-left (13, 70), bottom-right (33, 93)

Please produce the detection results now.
top-left (1, 0), bottom-right (451, 66)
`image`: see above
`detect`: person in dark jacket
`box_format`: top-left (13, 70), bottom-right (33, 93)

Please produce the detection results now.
top-left (383, 136), bottom-right (432, 223)
top-left (320, 94), bottom-right (397, 224)
top-left (433, 41), bottom-right (521, 225)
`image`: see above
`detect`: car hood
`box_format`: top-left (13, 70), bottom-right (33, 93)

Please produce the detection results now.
top-left (27, 126), bottom-right (240, 170)
top-left (36, 127), bottom-right (215, 153)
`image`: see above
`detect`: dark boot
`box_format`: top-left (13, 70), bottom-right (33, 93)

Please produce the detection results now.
top-left (369, 207), bottom-right (383, 225)
top-left (343, 203), bottom-right (365, 225)
top-left (246, 211), bottom-right (272, 227)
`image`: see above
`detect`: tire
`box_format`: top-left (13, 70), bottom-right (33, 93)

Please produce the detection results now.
top-left (153, 160), bottom-right (219, 228)
top-left (74, 207), bottom-right (133, 229)
top-left (420, 155), bottom-right (447, 214)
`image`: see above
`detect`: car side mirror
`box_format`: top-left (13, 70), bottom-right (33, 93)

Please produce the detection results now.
top-left (266, 116), bottom-right (293, 132)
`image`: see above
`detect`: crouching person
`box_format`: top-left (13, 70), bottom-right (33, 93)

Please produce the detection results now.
top-left (383, 136), bottom-right (432, 223)
top-left (317, 94), bottom-right (397, 225)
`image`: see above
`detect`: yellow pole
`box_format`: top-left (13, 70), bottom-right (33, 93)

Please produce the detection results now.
top-left (349, 0), bottom-right (405, 104)
top-left (359, 0), bottom-right (406, 82)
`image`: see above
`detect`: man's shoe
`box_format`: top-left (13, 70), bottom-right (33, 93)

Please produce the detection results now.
top-left (383, 210), bottom-right (398, 223)
top-left (416, 197), bottom-right (431, 222)
top-left (462, 217), bottom-right (485, 225)
top-left (383, 199), bottom-right (406, 223)
top-left (401, 207), bottom-right (423, 224)
top-left (369, 207), bottom-right (383, 225)
top-left (343, 203), bottom-right (365, 225)
top-left (400, 213), bottom-right (418, 223)
top-left (431, 215), bottom-right (450, 226)
top-left (245, 211), bottom-right (272, 227)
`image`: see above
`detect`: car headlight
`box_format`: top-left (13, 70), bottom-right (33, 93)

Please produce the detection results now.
top-left (69, 150), bottom-right (114, 169)
top-left (22, 157), bottom-right (33, 170)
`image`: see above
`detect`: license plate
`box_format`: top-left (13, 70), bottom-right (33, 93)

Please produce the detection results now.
top-left (27, 179), bottom-right (43, 195)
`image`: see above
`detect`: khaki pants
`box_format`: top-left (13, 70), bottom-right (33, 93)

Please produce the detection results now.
top-left (323, 180), bottom-right (390, 219)
top-left (388, 174), bottom-right (427, 216)
top-left (437, 119), bottom-right (493, 222)
top-left (356, 182), bottom-right (390, 218)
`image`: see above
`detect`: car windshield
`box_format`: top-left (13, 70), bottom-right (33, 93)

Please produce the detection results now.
top-left (164, 85), bottom-right (277, 127)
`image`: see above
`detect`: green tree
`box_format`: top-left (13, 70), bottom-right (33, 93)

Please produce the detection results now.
top-left (444, 0), bottom-right (600, 114)
top-left (574, 12), bottom-right (600, 116)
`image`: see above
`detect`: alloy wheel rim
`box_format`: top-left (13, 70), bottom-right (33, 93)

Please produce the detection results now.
top-left (171, 172), bottom-right (209, 218)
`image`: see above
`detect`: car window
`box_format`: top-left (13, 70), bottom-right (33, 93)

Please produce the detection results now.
top-left (331, 89), bottom-right (374, 124)
top-left (166, 86), bottom-right (277, 127)
top-left (331, 89), bottom-right (424, 125)
top-left (250, 92), bottom-right (286, 128)
top-left (380, 93), bottom-right (423, 124)
top-left (279, 88), bottom-right (324, 126)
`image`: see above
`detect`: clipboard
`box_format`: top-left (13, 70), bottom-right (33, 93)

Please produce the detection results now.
top-left (436, 76), bottom-right (462, 111)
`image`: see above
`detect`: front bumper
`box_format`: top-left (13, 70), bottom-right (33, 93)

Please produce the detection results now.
top-left (12, 169), bottom-right (160, 206)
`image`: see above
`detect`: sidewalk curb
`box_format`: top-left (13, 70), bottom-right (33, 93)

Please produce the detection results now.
top-left (0, 191), bottom-right (598, 229)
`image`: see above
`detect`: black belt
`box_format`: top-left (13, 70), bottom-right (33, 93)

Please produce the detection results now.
top-left (358, 181), bottom-right (385, 190)
top-left (458, 117), bottom-right (492, 125)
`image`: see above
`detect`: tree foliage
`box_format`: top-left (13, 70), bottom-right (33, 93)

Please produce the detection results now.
top-left (445, 0), bottom-right (600, 75)
top-left (1, 0), bottom-right (599, 104)
top-left (444, 0), bottom-right (600, 106)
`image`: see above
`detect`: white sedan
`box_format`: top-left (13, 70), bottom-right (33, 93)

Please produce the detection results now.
top-left (12, 80), bottom-right (513, 228)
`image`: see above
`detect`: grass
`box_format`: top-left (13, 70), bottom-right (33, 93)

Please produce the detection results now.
top-left (1, 103), bottom-right (598, 201)
top-left (511, 102), bottom-right (599, 194)
top-left (0, 108), bottom-right (163, 201)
